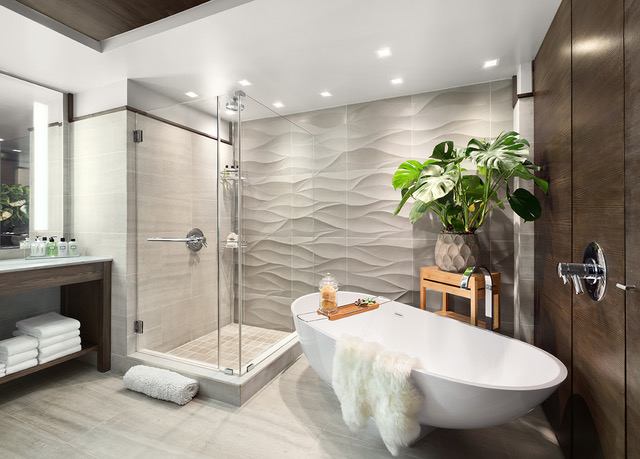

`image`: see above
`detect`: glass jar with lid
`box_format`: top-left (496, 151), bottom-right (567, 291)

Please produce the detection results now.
top-left (318, 272), bottom-right (339, 314)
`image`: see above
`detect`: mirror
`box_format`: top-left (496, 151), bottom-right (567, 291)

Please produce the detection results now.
top-left (0, 73), bottom-right (65, 249)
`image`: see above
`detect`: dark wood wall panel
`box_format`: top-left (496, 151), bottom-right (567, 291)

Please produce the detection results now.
top-left (625, 0), bottom-right (640, 457)
top-left (572, 0), bottom-right (626, 457)
top-left (533, 1), bottom-right (573, 454)
top-left (16, 0), bottom-right (208, 40)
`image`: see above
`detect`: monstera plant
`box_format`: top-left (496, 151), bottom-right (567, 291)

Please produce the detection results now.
top-left (0, 184), bottom-right (29, 247)
top-left (392, 131), bottom-right (547, 272)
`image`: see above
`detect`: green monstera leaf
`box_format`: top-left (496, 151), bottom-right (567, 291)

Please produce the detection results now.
top-left (412, 164), bottom-right (457, 204)
top-left (507, 188), bottom-right (541, 221)
top-left (467, 131), bottom-right (530, 172)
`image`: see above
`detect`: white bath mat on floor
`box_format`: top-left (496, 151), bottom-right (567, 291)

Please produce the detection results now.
top-left (123, 365), bottom-right (199, 405)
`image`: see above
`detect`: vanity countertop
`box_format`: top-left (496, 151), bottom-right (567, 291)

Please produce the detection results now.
top-left (0, 256), bottom-right (113, 274)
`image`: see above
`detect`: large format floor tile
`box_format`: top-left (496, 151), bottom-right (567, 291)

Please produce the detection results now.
top-left (0, 357), bottom-right (562, 459)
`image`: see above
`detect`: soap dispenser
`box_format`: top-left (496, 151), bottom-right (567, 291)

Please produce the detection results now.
top-left (30, 236), bottom-right (39, 257)
top-left (46, 237), bottom-right (58, 257)
top-left (69, 238), bottom-right (79, 257)
top-left (58, 237), bottom-right (68, 257)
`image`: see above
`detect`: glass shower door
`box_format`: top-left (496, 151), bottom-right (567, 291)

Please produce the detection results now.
top-left (134, 101), bottom-right (220, 368)
top-left (229, 93), bottom-right (312, 375)
top-left (217, 92), bottom-right (243, 374)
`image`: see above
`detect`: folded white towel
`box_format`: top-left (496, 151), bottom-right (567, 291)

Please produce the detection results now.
top-left (6, 358), bottom-right (38, 375)
top-left (38, 337), bottom-right (82, 359)
top-left (123, 365), bottom-right (199, 405)
top-left (2, 349), bottom-right (38, 366)
top-left (13, 329), bottom-right (80, 348)
top-left (0, 335), bottom-right (38, 357)
top-left (38, 345), bottom-right (82, 365)
top-left (0, 362), bottom-right (5, 371)
top-left (17, 312), bottom-right (80, 339)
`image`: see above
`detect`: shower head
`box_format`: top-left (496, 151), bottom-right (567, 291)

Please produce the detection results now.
top-left (225, 96), bottom-right (245, 112)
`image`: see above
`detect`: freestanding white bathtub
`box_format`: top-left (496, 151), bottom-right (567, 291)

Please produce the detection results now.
top-left (292, 291), bottom-right (567, 430)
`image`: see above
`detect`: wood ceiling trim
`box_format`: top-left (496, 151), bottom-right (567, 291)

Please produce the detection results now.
top-left (12, 0), bottom-right (209, 41)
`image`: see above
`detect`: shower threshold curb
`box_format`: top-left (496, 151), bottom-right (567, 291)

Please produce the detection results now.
top-left (111, 336), bottom-right (302, 406)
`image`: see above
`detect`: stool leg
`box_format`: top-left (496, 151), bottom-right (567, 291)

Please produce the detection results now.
top-left (493, 293), bottom-right (500, 329)
top-left (441, 292), bottom-right (448, 313)
top-left (470, 290), bottom-right (478, 326)
top-left (420, 284), bottom-right (426, 310)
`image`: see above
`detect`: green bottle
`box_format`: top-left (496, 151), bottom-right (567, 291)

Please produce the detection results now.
top-left (46, 237), bottom-right (58, 257)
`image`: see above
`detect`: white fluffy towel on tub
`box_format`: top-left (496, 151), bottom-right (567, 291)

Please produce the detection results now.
top-left (123, 365), bottom-right (199, 405)
top-left (332, 336), bottom-right (424, 456)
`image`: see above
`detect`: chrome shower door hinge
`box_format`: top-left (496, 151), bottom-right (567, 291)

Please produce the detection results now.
top-left (133, 129), bottom-right (144, 143)
top-left (134, 320), bottom-right (144, 334)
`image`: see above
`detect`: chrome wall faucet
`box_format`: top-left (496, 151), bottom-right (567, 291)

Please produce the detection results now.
top-left (557, 242), bottom-right (607, 301)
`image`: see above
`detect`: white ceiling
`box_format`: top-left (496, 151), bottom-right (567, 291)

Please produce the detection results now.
top-left (0, 0), bottom-right (560, 116)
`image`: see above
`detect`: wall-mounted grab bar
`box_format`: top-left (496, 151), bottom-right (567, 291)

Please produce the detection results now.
top-left (147, 228), bottom-right (207, 252)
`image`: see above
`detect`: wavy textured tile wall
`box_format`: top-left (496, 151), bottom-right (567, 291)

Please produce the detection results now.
top-left (242, 80), bottom-right (516, 334)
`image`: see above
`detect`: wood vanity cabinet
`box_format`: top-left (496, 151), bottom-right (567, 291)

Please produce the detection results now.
top-left (0, 257), bottom-right (112, 383)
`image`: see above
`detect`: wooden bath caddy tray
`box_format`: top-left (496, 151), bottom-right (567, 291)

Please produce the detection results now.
top-left (318, 302), bottom-right (379, 320)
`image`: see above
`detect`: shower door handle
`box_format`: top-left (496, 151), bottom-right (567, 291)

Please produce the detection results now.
top-left (147, 228), bottom-right (207, 252)
top-left (148, 237), bottom-right (196, 242)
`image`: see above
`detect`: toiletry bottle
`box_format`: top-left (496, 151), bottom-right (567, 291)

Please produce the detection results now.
top-left (58, 237), bottom-right (68, 257)
top-left (46, 237), bottom-right (58, 257)
top-left (30, 237), bottom-right (39, 257)
top-left (69, 238), bottom-right (79, 257)
top-left (39, 237), bottom-right (47, 256)
top-left (20, 237), bottom-right (30, 258)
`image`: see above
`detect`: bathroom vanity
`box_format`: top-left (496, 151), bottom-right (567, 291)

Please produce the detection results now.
top-left (0, 256), bottom-right (112, 383)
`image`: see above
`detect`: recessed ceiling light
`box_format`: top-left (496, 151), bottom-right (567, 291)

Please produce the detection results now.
top-left (0, 138), bottom-right (4, 142)
top-left (12, 149), bottom-right (21, 152)
top-left (483, 59), bottom-right (499, 68)
top-left (185, 91), bottom-right (198, 98)
top-left (272, 101), bottom-right (284, 108)
top-left (320, 91), bottom-right (332, 98)
top-left (391, 77), bottom-right (404, 85)
top-left (376, 47), bottom-right (392, 58)
top-left (238, 79), bottom-right (252, 87)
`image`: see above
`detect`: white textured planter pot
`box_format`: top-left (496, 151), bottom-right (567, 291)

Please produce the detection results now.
top-left (434, 232), bottom-right (480, 273)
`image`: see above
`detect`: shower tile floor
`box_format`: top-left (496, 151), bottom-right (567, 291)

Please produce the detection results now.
top-left (167, 323), bottom-right (291, 369)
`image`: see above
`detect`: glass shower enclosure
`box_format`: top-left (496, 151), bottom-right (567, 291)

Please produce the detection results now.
top-left (134, 90), bottom-right (310, 376)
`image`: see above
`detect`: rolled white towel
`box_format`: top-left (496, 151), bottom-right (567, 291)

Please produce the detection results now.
top-left (123, 365), bottom-right (199, 406)
top-left (2, 349), bottom-right (38, 366)
top-left (6, 358), bottom-right (38, 375)
top-left (0, 335), bottom-right (38, 358)
top-left (17, 312), bottom-right (80, 339)
top-left (14, 329), bottom-right (80, 348)
top-left (38, 345), bottom-right (82, 365)
top-left (38, 337), bottom-right (82, 359)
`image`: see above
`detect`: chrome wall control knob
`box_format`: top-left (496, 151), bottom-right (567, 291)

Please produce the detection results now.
top-left (615, 283), bottom-right (636, 291)
top-left (557, 242), bottom-right (607, 301)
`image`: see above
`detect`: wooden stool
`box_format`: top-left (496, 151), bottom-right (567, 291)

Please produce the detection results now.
top-left (419, 265), bottom-right (501, 330)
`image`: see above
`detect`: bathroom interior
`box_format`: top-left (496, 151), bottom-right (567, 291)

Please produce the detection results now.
top-left (0, 0), bottom-right (638, 457)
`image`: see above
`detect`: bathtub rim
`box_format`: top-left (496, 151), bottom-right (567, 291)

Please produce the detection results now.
top-left (292, 291), bottom-right (568, 393)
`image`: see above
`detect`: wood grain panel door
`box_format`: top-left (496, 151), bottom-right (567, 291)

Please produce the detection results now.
top-left (626, 0), bottom-right (640, 456)
top-left (533, 0), bottom-right (573, 454)
top-left (572, 0), bottom-right (626, 457)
